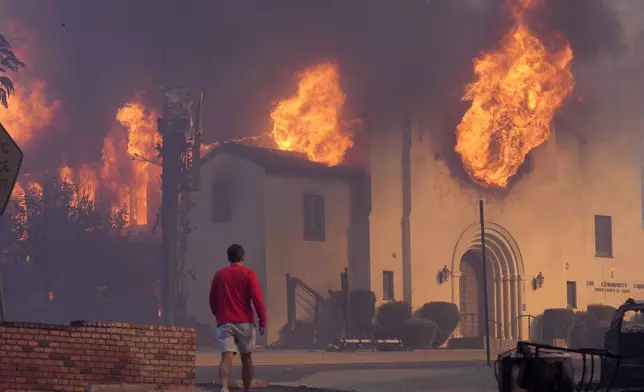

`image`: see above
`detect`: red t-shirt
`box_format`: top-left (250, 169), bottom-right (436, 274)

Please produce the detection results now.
top-left (209, 263), bottom-right (267, 329)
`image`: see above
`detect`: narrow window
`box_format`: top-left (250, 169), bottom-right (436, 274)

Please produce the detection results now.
top-left (383, 271), bottom-right (394, 300)
top-left (303, 194), bottom-right (325, 241)
top-left (566, 281), bottom-right (577, 309)
top-left (212, 180), bottom-right (232, 222)
top-left (594, 215), bottom-right (613, 257)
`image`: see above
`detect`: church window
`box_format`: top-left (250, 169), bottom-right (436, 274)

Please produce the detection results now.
top-left (212, 180), bottom-right (233, 222)
top-left (303, 194), bottom-right (325, 241)
top-left (566, 281), bottom-right (577, 309)
top-left (594, 215), bottom-right (613, 258)
top-left (383, 270), bottom-right (394, 300)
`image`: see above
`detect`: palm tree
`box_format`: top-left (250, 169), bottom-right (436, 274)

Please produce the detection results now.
top-left (0, 34), bottom-right (25, 108)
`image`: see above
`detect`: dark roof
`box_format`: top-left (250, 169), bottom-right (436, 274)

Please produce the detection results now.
top-left (200, 142), bottom-right (365, 182)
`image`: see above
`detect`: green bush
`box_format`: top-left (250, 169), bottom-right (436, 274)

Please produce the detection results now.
top-left (569, 311), bottom-right (597, 349)
top-left (542, 308), bottom-right (575, 344)
top-left (279, 321), bottom-right (314, 347)
top-left (376, 301), bottom-right (411, 337)
top-left (350, 290), bottom-right (377, 336)
top-left (415, 302), bottom-right (460, 347)
top-left (570, 311), bottom-right (610, 349)
top-left (401, 318), bottom-right (439, 348)
top-left (316, 290), bottom-right (344, 345)
top-left (587, 304), bottom-right (617, 323)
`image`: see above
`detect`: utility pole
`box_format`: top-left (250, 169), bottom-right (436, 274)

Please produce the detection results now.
top-left (158, 88), bottom-right (202, 326)
top-left (479, 199), bottom-right (492, 366)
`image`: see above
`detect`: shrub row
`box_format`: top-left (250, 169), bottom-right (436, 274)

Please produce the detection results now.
top-left (279, 290), bottom-right (461, 348)
top-left (534, 304), bottom-right (616, 349)
top-left (375, 301), bottom-right (460, 347)
top-left (281, 291), bottom-right (621, 350)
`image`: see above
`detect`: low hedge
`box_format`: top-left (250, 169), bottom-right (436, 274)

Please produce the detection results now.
top-left (415, 302), bottom-right (460, 347)
top-left (350, 290), bottom-right (377, 336)
top-left (279, 320), bottom-right (315, 347)
top-left (587, 304), bottom-right (616, 323)
top-left (541, 308), bottom-right (575, 344)
top-left (569, 311), bottom-right (609, 349)
top-left (401, 318), bottom-right (439, 348)
top-left (376, 301), bottom-right (411, 338)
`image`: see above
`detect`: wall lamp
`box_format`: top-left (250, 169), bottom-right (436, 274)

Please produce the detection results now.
top-left (533, 272), bottom-right (545, 290)
top-left (439, 265), bottom-right (451, 284)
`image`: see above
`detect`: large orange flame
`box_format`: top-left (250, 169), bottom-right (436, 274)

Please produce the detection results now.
top-left (455, 0), bottom-right (575, 188)
top-left (117, 103), bottom-right (161, 162)
top-left (12, 98), bottom-right (161, 229)
top-left (101, 101), bottom-right (161, 226)
top-left (270, 63), bottom-right (355, 166)
top-left (2, 23), bottom-right (160, 230)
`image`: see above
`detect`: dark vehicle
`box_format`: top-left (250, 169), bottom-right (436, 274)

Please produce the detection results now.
top-left (601, 298), bottom-right (644, 389)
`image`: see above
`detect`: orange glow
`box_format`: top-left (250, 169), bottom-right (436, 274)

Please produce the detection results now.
top-left (0, 22), bottom-right (61, 149)
top-left (11, 97), bottom-right (161, 229)
top-left (1, 26), bottom-right (159, 231)
top-left (59, 164), bottom-right (98, 204)
top-left (11, 182), bottom-right (28, 241)
top-left (455, 0), bottom-right (574, 188)
top-left (271, 63), bottom-right (355, 166)
top-left (0, 81), bottom-right (61, 148)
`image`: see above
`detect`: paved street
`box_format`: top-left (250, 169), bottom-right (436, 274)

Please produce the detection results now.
top-left (195, 348), bottom-right (608, 392)
top-left (196, 349), bottom-right (496, 391)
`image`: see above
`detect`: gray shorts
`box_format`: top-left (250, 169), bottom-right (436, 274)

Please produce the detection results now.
top-left (217, 323), bottom-right (256, 354)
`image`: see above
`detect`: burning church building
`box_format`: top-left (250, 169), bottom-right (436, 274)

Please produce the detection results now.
top-left (180, 0), bottom-right (644, 346)
top-left (367, 0), bottom-right (644, 342)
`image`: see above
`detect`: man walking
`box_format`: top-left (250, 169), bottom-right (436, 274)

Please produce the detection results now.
top-left (209, 244), bottom-right (267, 392)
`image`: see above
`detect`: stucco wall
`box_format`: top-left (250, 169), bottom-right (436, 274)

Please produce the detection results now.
top-left (185, 153), bottom-right (266, 331)
top-left (369, 115), bottom-right (406, 304)
top-left (572, 54), bottom-right (644, 309)
top-left (264, 175), bottom-right (351, 344)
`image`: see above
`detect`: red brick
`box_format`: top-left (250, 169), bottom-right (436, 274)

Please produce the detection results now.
top-left (1, 322), bottom-right (195, 391)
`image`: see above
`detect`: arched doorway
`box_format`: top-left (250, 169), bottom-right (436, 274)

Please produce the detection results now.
top-left (459, 249), bottom-right (484, 337)
top-left (451, 222), bottom-right (525, 340)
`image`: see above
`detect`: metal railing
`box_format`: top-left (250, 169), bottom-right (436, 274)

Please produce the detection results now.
top-left (517, 314), bottom-right (543, 342)
top-left (459, 313), bottom-right (506, 340)
top-left (285, 274), bottom-right (324, 344)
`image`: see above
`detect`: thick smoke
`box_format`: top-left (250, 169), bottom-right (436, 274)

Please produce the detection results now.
top-left (0, 0), bottom-right (629, 171)
top-left (529, 0), bottom-right (627, 61)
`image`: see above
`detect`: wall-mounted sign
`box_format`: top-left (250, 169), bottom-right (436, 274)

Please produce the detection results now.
top-left (586, 281), bottom-right (642, 294)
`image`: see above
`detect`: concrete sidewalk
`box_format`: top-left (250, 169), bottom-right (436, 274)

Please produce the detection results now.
top-left (87, 384), bottom-right (348, 392)
top-left (274, 365), bottom-right (497, 392)
top-left (196, 349), bottom-right (494, 392)
top-left (196, 348), bottom-right (488, 367)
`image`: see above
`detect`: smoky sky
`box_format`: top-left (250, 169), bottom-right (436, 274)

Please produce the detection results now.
top-left (0, 0), bottom-right (627, 170)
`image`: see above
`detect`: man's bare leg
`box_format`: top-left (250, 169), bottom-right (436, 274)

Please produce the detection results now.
top-left (219, 352), bottom-right (234, 391)
top-left (241, 353), bottom-right (254, 392)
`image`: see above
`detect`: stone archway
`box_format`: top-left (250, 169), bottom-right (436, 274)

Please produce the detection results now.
top-left (451, 222), bottom-right (525, 340)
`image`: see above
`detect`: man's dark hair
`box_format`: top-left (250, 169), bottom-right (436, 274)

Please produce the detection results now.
top-left (227, 244), bottom-right (244, 263)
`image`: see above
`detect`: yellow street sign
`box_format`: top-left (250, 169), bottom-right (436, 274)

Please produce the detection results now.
top-left (0, 121), bottom-right (23, 215)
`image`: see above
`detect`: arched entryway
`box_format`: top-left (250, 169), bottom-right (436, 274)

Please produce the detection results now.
top-left (459, 249), bottom-right (485, 338)
top-left (451, 222), bottom-right (525, 340)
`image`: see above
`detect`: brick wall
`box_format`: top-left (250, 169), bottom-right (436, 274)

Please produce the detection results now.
top-left (0, 321), bottom-right (196, 391)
